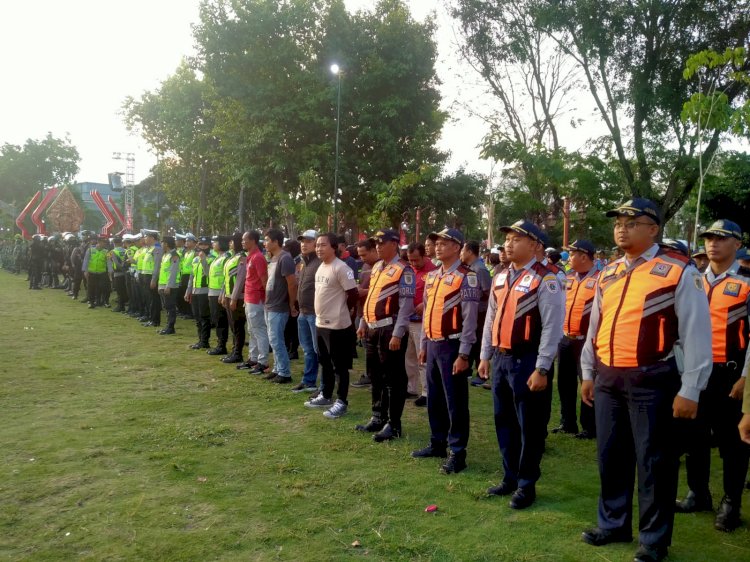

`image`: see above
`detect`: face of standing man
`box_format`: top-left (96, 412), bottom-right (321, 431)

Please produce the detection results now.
top-left (315, 235), bottom-right (337, 263)
top-left (503, 232), bottom-right (536, 266)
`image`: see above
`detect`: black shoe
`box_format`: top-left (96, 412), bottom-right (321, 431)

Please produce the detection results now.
top-left (159, 328), bottom-right (176, 335)
top-left (405, 391), bottom-right (419, 399)
top-left (142, 321), bottom-right (156, 327)
top-left (509, 487), bottom-right (536, 509)
top-left (581, 527), bottom-right (633, 547)
top-left (575, 430), bottom-right (595, 440)
top-left (207, 347), bottom-right (228, 356)
top-left (88, 304), bottom-right (96, 309)
top-left (190, 343), bottom-right (209, 350)
top-left (355, 417), bottom-right (384, 433)
top-left (137, 316), bottom-right (148, 322)
top-left (470, 375), bottom-right (485, 387)
top-left (481, 382), bottom-right (491, 390)
top-left (373, 423), bottom-right (401, 442)
top-left (675, 490), bottom-right (712, 513)
top-left (236, 360), bottom-right (258, 370)
top-left (411, 443), bottom-right (447, 458)
top-left (249, 364), bottom-right (270, 375)
top-left (413, 396), bottom-right (427, 407)
top-left (263, 371), bottom-right (278, 380)
top-left (271, 375), bottom-right (292, 384)
top-left (288, 350), bottom-right (299, 360)
top-left (714, 496), bottom-right (741, 532)
top-left (633, 543), bottom-right (668, 562)
top-left (222, 354), bottom-right (243, 364)
top-left (551, 424), bottom-right (577, 434)
top-left (487, 481), bottom-right (517, 497)
top-left (351, 375), bottom-right (371, 388)
top-left (440, 452), bottom-right (466, 474)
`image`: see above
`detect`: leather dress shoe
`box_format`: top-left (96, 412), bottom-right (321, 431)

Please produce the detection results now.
top-left (714, 495), bottom-right (741, 532)
top-left (581, 527), bottom-right (633, 546)
top-left (236, 360), bottom-right (258, 370)
top-left (159, 328), bottom-right (175, 335)
top-left (633, 543), bottom-right (667, 562)
top-left (190, 342), bottom-right (209, 350)
top-left (551, 424), bottom-right (577, 434)
top-left (509, 487), bottom-right (536, 509)
top-left (575, 430), bottom-right (595, 440)
top-left (440, 452), bottom-right (466, 474)
top-left (675, 490), bottom-right (712, 513)
top-left (207, 347), bottom-right (228, 356)
top-left (373, 423), bottom-right (401, 442)
top-left (355, 417), bottom-right (384, 433)
top-left (411, 443), bottom-right (447, 458)
top-left (487, 481), bottom-right (517, 497)
top-left (222, 354), bottom-right (243, 363)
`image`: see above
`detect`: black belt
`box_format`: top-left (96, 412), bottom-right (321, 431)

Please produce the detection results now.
top-left (714, 360), bottom-right (740, 371)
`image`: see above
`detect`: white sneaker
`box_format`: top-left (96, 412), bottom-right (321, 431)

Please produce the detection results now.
top-left (323, 399), bottom-right (348, 419)
top-left (305, 395), bottom-right (333, 408)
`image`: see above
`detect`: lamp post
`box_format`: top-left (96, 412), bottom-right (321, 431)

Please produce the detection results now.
top-left (331, 63), bottom-right (341, 233)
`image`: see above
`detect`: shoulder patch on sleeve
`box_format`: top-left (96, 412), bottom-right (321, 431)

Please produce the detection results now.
top-left (545, 276), bottom-right (559, 293)
top-left (346, 269), bottom-right (354, 280)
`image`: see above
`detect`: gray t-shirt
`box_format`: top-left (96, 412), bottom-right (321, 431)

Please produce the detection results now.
top-left (265, 250), bottom-right (296, 312)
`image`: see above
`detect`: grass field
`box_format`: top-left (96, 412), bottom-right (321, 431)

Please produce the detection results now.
top-left (1, 271), bottom-right (749, 561)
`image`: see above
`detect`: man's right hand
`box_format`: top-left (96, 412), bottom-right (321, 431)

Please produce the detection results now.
top-left (418, 350), bottom-right (426, 365)
top-left (581, 380), bottom-right (594, 406)
top-left (478, 359), bottom-right (490, 380)
top-left (739, 413), bottom-right (750, 445)
top-left (356, 326), bottom-right (366, 339)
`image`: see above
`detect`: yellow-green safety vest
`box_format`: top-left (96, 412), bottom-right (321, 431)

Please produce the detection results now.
top-left (88, 248), bottom-right (108, 273)
top-left (208, 252), bottom-right (231, 290)
top-left (159, 250), bottom-right (178, 286)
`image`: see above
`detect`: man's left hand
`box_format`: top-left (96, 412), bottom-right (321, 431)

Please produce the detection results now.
top-left (673, 395), bottom-right (699, 419)
top-left (729, 377), bottom-right (745, 401)
top-left (527, 370), bottom-right (547, 392)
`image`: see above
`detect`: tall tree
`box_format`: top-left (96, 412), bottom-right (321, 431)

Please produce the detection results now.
top-left (0, 133), bottom-right (80, 206)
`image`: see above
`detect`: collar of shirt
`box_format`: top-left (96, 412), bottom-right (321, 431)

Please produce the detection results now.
top-left (622, 243), bottom-right (659, 269)
top-left (705, 260), bottom-right (740, 284)
top-left (574, 267), bottom-right (597, 282)
top-left (508, 257), bottom-right (538, 282)
top-left (438, 259), bottom-right (462, 277)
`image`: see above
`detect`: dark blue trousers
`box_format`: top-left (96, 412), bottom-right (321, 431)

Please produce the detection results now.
top-left (425, 339), bottom-right (469, 455)
top-left (491, 351), bottom-right (549, 490)
top-left (594, 360), bottom-right (680, 549)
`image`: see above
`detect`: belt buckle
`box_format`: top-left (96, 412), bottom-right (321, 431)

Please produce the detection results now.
top-left (727, 360), bottom-right (738, 370)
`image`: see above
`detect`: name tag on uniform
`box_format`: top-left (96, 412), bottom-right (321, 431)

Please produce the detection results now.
top-left (495, 272), bottom-right (508, 287)
top-left (585, 280), bottom-right (596, 289)
top-left (650, 263), bottom-right (672, 277)
top-left (385, 267), bottom-right (396, 277)
top-left (724, 282), bottom-right (741, 297)
top-left (566, 278), bottom-right (574, 290)
top-left (515, 285), bottom-right (530, 294)
top-left (519, 274), bottom-right (534, 288)
top-left (443, 274), bottom-right (455, 285)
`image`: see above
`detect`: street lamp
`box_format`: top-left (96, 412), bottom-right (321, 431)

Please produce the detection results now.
top-left (331, 63), bottom-right (341, 232)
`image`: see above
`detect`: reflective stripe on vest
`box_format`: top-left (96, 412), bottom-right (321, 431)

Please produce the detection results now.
top-left (491, 262), bottom-right (550, 353)
top-left (364, 259), bottom-right (407, 323)
top-left (88, 248), bottom-right (108, 273)
top-left (564, 269), bottom-right (600, 337)
top-left (595, 249), bottom-right (687, 368)
top-left (208, 253), bottom-right (230, 290)
top-left (224, 252), bottom-right (244, 295)
top-left (704, 271), bottom-right (750, 363)
top-left (159, 250), bottom-right (178, 286)
top-left (423, 265), bottom-right (471, 340)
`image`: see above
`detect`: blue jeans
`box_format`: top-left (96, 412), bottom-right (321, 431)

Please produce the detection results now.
top-left (297, 313), bottom-right (318, 386)
top-left (244, 302), bottom-right (269, 365)
top-left (266, 310), bottom-right (291, 377)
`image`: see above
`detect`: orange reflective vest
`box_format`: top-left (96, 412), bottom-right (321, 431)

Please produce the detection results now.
top-left (595, 249), bottom-right (688, 368)
top-left (423, 264), bottom-right (474, 340)
top-left (491, 262), bottom-right (553, 354)
top-left (704, 268), bottom-right (750, 363)
top-left (364, 259), bottom-right (408, 323)
top-left (565, 269), bottom-right (600, 337)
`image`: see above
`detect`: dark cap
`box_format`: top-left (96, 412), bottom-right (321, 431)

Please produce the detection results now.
top-left (660, 238), bottom-right (688, 257)
top-left (736, 247), bottom-right (750, 261)
top-left (97, 234), bottom-right (108, 241)
top-left (499, 220), bottom-right (546, 244)
top-left (566, 239), bottom-right (596, 258)
top-left (163, 235), bottom-right (176, 248)
top-left (297, 229), bottom-right (318, 241)
top-left (427, 228), bottom-right (465, 246)
top-left (606, 197), bottom-right (661, 225)
top-left (371, 229), bottom-right (400, 243)
top-left (198, 236), bottom-right (211, 245)
top-left (691, 247), bottom-right (707, 259)
top-left (699, 219), bottom-right (742, 241)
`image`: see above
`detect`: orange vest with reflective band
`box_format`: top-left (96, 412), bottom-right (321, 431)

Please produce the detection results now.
top-left (491, 262), bottom-right (553, 354)
top-left (595, 249), bottom-right (688, 368)
top-left (424, 264), bottom-right (472, 340)
top-left (703, 268), bottom-right (750, 363)
top-left (364, 259), bottom-right (407, 323)
top-left (565, 269), bottom-right (600, 337)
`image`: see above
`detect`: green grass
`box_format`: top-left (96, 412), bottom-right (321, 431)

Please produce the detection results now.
top-left (0, 271), bottom-right (748, 561)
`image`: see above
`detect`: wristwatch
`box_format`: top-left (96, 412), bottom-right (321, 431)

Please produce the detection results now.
top-left (537, 368), bottom-right (549, 376)
top-left (458, 353), bottom-right (469, 361)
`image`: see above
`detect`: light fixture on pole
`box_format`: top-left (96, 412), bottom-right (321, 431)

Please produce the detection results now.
top-left (331, 63), bottom-right (341, 232)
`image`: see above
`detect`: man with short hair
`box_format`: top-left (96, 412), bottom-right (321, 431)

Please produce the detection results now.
top-left (262, 228), bottom-right (298, 383)
top-left (405, 242), bottom-right (437, 406)
top-left (460, 240), bottom-right (492, 387)
top-left (207, 236), bottom-right (232, 357)
top-left (304, 233), bottom-right (359, 417)
top-left (579, 198), bottom-right (712, 562)
top-left (425, 236), bottom-right (440, 267)
top-left (292, 230), bottom-right (322, 393)
top-left (157, 236), bottom-right (181, 335)
top-left (351, 238), bottom-right (380, 388)
top-left (108, 236), bottom-right (128, 312)
top-left (355, 229), bottom-right (415, 442)
top-left (223, 232), bottom-right (247, 363)
top-left (83, 235), bottom-right (109, 308)
top-left (141, 230), bottom-right (163, 327)
top-left (240, 231), bottom-right (270, 373)
top-left (185, 236), bottom-right (215, 349)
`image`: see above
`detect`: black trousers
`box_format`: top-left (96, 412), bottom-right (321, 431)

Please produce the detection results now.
top-left (191, 293), bottom-right (211, 346)
top-left (139, 275), bottom-right (151, 317)
top-left (209, 295), bottom-right (228, 348)
top-left (149, 280), bottom-right (161, 324)
top-left (112, 275), bottom-right (127, 310)
top-left (594, 360), bottom-right (681, 549)
top-left (72, 270), bottom-right (83, 298)
top-left (365, 325), bottom-right (407, 429)
top-left (285, 314), bottom-right (300, 354)
top-left (178, 274), bottom-right (191, 315)
top-left (426, 338), bottom-right (470, 455)
top-left (87, 272), bottom-right (106, 305)
top-left (468, 310), bottom-right (487, 371)
top-left (159, 288), bottom-right (177, 330)
top-left (318, 326), bottom-right (354, 402)
top-left (558, 336), bottom-right (596, 434)
top-left (679, 362), bottom-right (750, 503)
top-left (226, 300), bottom-right (246, 357)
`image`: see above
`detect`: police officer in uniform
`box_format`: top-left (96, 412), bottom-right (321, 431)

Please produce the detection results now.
top-left (179, 234), bottom-right (197, 318)
top-left (355, 229), bottom-right (416, 442)
top-left (186, 236), bottom-right (215, 349)
top-left (411, 228), bottom-right (480, 474)
top-left (223, 232), bottom-right (247, 363)
top-left (83, 235), bottom-right (109, 308)
top-left (675, 220), bottom-right (750, 532)
top-left (554, 239), bottom-right (599, 439)
top-left (157, 236), bottom-right (181, 335)
top-left (579, 198), bottom-right (712, 562)
top-left (479, 220), bottom-right (564, 509)
top-left (141, 229), bottom-right (163, 327)
top-left (108, 236), bottom-right (128, 312)
top-left (207, 236), bottom-right (232, 356)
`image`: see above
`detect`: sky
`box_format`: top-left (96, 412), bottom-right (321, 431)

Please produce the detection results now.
top-left (0, 0), bottom-right (510, 191)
